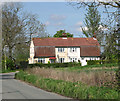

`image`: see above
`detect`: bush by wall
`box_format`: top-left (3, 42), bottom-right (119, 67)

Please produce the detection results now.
top-left (15, 71), bottom-right (118, 99)
top-left (87, 60), bottom-right (101, 65)
top-left (101, 59), bottom-right (118, 64)
top-left (28, 62), bottom-right (81, 68)
top-left (87, 60), bottom-right (118, 66)
top-left (20, 61), bottom-right (28, 70)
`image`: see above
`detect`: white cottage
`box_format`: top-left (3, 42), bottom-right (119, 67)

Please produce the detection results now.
top-left (28, 36), bottom-right (100, 66)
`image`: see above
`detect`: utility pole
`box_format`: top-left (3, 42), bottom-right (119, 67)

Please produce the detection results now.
top-left (118, 3), bottom-right (120, 66)
top-left (117, 2), bottom-right (120, 93)
top-left (4, 45), bottom-right (7, 70)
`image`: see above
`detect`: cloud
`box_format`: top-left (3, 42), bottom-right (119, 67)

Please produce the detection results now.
top-left (76, 25), bottom-right (107, 32)
top-left (45, 21), bottom-right (50, 26)
top-left (73, 21), bottom-right (83, 32)
top-left (45, 21), bottom-right (65, 27)
top-left (76, 26), bottom-right (88, 32)
top-left (53, 22), bottom-right (65, 26)
top-left (50, 14), bottom-right (66, 21)
top-left (75, 21), bottom-right (83, 26)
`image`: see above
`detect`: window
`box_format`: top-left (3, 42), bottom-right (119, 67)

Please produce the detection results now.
top-left (70, 47), bottom-right (77, 52)
top-left (58, 48), bottom-right (64, 52)
top-left (59, 58), bottom-right (64, 63)
top-left (81, 57), bottom-right (84, 60)
top-left (70, 58), bottom-right (77, 62)
top-left (38, 58), bottom-right (45, 63)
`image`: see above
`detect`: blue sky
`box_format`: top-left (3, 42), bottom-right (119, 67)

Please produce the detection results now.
top-left (22, 2), bottom-right (116, 37)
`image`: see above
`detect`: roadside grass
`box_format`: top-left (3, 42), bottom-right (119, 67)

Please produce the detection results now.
top-left (0, 69), bottom-right (19, 73)
top-left (15, 71), bottom-right (118, 99)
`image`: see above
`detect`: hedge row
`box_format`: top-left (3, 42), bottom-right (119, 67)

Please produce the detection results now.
top-left (15, 71), bottom-right (118, 99)
top-left (28, 62), bottom-right (81, 68)
top-left (28, 60), bottom-right (118, 68)
top-left (87, 60), bottom-right (118, 65)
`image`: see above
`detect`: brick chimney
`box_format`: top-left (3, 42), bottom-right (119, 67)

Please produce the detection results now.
top-left (93, 32), bottom-right (96, 38)
top-left (61, 33), bottom-right (67, 37)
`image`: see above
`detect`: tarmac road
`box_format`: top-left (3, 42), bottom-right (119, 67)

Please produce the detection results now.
top-left (0, 72), bottom-right (71, 100)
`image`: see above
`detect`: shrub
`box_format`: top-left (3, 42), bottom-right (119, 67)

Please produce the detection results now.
top-left (20, 61), bottom-right (28, 70)
top-left (48, 61), bottom-right (50, 64)
top-left (2, 57), bottom-right (15, 70)
top-left (87, 60), bottom-right (118, 66)
top-left (87, 60), bottom-right (101, 65)
top-left (27, 62), bottom-right (81, 68)
top-left (101, 59), bottom-right (118, 64)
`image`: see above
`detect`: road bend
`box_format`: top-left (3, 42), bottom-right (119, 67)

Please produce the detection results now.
top-left (0, 72), bottom-right (71, 99)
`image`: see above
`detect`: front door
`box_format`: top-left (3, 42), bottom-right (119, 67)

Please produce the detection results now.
top-left (50, 59), bottom-right (55, 63)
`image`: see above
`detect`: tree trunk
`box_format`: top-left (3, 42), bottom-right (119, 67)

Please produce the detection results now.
top-left (9, 47), bottom-right (12, 60)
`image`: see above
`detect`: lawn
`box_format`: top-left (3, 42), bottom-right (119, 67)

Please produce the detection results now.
top-left (56, 63), bottom-right (118, 72)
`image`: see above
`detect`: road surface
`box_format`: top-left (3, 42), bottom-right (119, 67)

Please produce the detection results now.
top-left (0, 72), bottom-right (71, 99)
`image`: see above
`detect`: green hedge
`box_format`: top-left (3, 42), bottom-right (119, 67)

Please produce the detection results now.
top-left (101, 60), bottom-right (118, 64)
top-left (87, 60), bottom-right (101, 65)
top-left (87, 60), bottom-right (118, 65)
top-left (15, 71), bottom-right (118, 99)
top-left (2, 58), bottom-right (15, 70)
top-left (28, 62), bottom-right (81, 68)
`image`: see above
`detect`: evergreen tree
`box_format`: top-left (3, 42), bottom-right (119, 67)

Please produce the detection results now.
top-left (81, 3), bottom-right (102, 41)
top-left (53, 30), bottom-right (73, 37)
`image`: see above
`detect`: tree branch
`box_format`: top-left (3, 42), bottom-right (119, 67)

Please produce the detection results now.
top-left (97, 0), bottom-right (119, 8)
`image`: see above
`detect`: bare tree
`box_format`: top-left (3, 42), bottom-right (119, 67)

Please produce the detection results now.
top-left (2, 2), bottom-right (24, 59)
top-left (23, 13), bottom-right (48, 43)
top-left (68, 0), bottom-right (120, 8)
top-left (2, 2), bottom-right (48, 61)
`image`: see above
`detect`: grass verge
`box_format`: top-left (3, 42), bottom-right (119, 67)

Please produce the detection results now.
top-left (56, 63), bottom-right (118, 71)
top-left (0, 69), bottom-right (18, 73)
top-left (15, 71), bottom-right (118, 99)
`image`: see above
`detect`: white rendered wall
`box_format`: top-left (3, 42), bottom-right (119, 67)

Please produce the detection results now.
top-left (29, 40), bottom-right (34, 64)
top-left (67, 47), bottom-right (80, 62)
top-left (55, 47), bottom-right (68, 63)
top-left (80, 57), bottom-right (100, 66)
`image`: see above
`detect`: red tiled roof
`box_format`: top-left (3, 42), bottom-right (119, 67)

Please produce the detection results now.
top-left (34, 47), bottom-right (55, 57)
top-left (32, 37), bottom-right (100, 57)
top-left (80, 46), bottom-right (100, 56)
top-left (32, 37), bottom-right (99, 46)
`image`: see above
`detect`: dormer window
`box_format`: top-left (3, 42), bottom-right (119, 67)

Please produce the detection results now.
top-left (70, 47), bottom-right (77, 52)
top-left (58, 48), bottom-right (64, 52)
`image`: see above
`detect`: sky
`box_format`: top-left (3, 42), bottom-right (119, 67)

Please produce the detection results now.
top-left (1, 0), bottom-right (117, 37)
top-left (21, 1), bottom-right (117, 37)
top-left (22, 2), bottom-right (87, 37)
